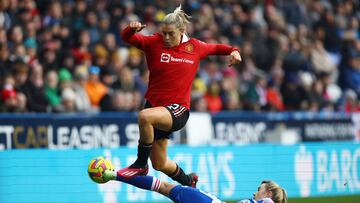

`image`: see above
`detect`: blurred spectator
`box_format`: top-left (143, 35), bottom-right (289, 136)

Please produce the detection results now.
top-left (310, 39), bottom-right (337, 81)
top-left (20, 63), bottom-right (49, 112)
top-left (342, 89), bottom-right (360, 112)
top-left (59, 87), bottom-right (77, 112)
top-left (72, 65), bottom-right (92, 112)
top-left (100, 90), bottom-right (126, 112)
top-left (58, 68), bottom-right (72, 91)
top-left (42, 1), bottom-right (62, 27)
top-left (98, 12), bottom-right (111, 39)
top-left (111, 66), bottom-right (144, 94)
top-left (308, 80), bottom-right (325, 111)
top-left (0, 0), bottom-right (11, 30)
top-left (12, 60), bottom-right (29, 90)
top-left (0, 28), bottom-right (7, 43)
top-left (61, 0), bottom-right (74, 28)
top-left (198, 60), bottom-right (222, 85)
top-left (0, 74), bottom-right (16, 112)
top-left (1, 87), bottom-right (17, 112)
top-left (204, 80), bottom-right (222, 113)
top-left (339, 49), bottom-right (360, 96)
top-left (85, 9), bottom-right (100, 45)
top-left (266, 81), bottom-right (284, 111)
top-left (220, 67), bottom-right (242, 111)
top-left (93, 43), bottom-right (109, 68)
top-left (127, 47), bottom-right (144, 70)
top-left (0, 43), bottom-right (11, 84)
top-left (44, 69), bottom-right (61, 108)
top-left (15, 92), bottom-right (27, 112)
top-left (281, 74), bottom-right (302, 111)
top-left (24, 38), bottom-right (38, 63)
top-left (8, 25), bottom-right (23, 50)
top-left (191, 95), bottom-right (208, 112)
top-left (317, 10), bottom-right (341, 53)
top-left (297, 71), bottom-right (315, 111)
top-left (0, 0), bottom-right (360, 113)
top-left (243, 73), bottom-right (268, 111)
top-left (72, 0), bottom-right (87, 31)
top-left (85, 65), bottom-right (108, 109)
top-left (60, 52), bottom-right (75, 72)
top-left (190, 77), bottom-right (207, 111)
top-left (100, 66), bottom-right (115, 88)
top-left (111, 90), bottom-right (128, 111)
top-left (72, 29), bottom-right (92, 65)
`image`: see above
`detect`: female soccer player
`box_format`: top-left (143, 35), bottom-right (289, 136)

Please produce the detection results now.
top-left (238, 180), bottom-right (288, 203)
top-left (103, 170), bottom-right (287, 203)
top-left (118, 5), bottom-right (242, 188)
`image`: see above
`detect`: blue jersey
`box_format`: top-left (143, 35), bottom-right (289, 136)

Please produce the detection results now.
top-left (169, 185), bottom-right (224, 203)
top-left (237, 198), bottom-right (274, 203)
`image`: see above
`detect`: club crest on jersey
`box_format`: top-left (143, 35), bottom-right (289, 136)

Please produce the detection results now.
top-left (160, 53), bottom-right (171, 63)
top-left (184, 43), bottom-right (194, 52)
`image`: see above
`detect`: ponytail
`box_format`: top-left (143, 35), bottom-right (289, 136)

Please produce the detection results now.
top-left (162, 5), bottom-right (191, 30)
top-left (281, 188), bottom-right (287, 203)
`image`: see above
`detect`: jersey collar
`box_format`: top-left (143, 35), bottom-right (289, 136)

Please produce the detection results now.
top-left (181, 34), bottom-right (189, 43)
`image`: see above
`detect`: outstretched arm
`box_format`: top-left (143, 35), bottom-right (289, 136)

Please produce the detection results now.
top-left (120, 21), bottom-right (148, 49)
top-left (198, 41), bottom-right (242, 66)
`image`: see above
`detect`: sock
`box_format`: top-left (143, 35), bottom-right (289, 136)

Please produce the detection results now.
top-left (117, 175), bottom-right (161, 192)
top-left (169, 164), bottom-right (191, 186)
top-left (131, 141), bottom-right (152, 168)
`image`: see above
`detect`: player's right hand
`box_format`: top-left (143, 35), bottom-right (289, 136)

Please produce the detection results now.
top-left (129, 21), bottom-right (146, 32)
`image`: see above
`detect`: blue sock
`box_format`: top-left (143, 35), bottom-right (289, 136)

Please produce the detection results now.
top-left (116, 175), bottom-right (161, 192)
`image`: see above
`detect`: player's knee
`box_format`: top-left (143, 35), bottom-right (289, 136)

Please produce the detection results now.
top-left (138, 110), bottom-right (152, 125)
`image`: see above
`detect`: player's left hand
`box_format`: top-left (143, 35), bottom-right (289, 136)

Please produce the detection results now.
top-left (228, 50), bottom-right (242, 66)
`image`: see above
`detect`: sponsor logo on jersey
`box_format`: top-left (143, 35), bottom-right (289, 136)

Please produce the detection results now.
top-left (160, 53), bottom-right (171, 62)
top-left (160, 53), bottom-right (194, 64)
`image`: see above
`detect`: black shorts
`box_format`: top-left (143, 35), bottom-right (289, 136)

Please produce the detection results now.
top-left (144, 101), bottom-right (190, 140)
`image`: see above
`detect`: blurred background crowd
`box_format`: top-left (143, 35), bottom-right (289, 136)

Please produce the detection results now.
top-left (1, 0), bottom-right (360, 113)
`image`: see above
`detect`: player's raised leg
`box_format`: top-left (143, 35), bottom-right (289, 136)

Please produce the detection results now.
top-left (117, 106), bottom-right (173, 178)
top-left (151, 139), bottom-right (198, 187)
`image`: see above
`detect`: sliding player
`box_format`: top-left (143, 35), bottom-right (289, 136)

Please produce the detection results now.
top-left (103, 170), bottom-right (287, 203)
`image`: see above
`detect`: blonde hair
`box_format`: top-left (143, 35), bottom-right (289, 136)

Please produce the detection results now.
top-left (162, 5), bottom-right (191, 31)
top-left (262, 180), bottom-right (287, 203)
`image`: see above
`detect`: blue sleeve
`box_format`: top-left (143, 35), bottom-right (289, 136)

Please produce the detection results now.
top-left (237, 200), bottom-right (256, 203)
top-left (238, 198), bottom-right (274, 203)
top-left (169, 185), bottom-right (223, 203)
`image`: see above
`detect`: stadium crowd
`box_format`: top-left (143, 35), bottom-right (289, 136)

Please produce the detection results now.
top-left (0, 0), bottom-right (360, 113)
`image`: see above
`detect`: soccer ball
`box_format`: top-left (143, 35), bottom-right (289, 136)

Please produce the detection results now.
top-left (87, 156), bottom-right (114, 184)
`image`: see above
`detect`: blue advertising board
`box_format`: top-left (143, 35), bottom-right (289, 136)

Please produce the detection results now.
top-left (211, 111), bottom-right (354, 144)
top-left (0, 112), bottom-right (355, 149)
top-left (0, 113), bottom-right (139, 150)
top-left (0, 142), bottom-right (359, 202)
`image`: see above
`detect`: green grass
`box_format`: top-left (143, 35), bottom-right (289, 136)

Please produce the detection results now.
top-left (227, 195), bottom-right (360, 203)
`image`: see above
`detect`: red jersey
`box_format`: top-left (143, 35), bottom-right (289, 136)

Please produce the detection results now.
top-left (121, 26), bottom-right (239, 109)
